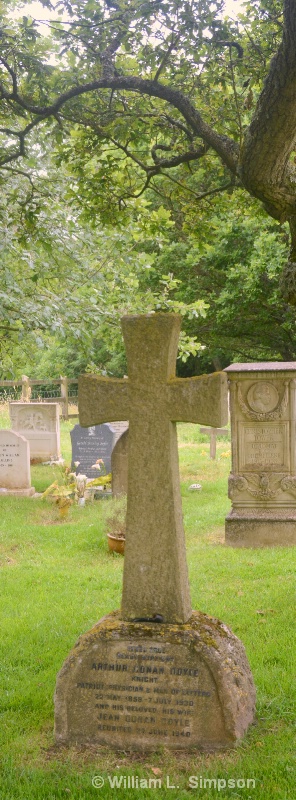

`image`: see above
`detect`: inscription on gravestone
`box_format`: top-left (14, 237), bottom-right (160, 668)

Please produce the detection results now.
top-left (55, 611), bottom-right (252, 750)
top-left (70, 422), bottom-right (128, 479)
top-left (241, 423), bottom-right (287, 470)
top-left (71, 423), bottom-right (114, 478)
top-left (55, 314), bottom-right (255, 751)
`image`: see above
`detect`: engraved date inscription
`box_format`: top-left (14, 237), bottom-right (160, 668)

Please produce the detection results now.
top-left (239, 423), bottom-right (289, 471)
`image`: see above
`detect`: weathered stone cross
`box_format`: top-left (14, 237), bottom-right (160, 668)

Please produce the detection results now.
top-left (79, 314), bottom-right (228, 624)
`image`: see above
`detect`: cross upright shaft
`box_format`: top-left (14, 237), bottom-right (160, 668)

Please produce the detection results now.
top-left (79, 314), bottom-right (228, 624)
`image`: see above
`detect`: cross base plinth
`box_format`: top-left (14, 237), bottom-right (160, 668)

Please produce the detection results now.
top-left (54, 611), bottom-right (255, 751)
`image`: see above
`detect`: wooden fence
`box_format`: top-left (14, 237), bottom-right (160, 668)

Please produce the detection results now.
top-left (0, 376), bottom-right (79, 420)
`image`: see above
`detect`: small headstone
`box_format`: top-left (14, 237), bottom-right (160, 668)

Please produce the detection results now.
top-left (0, 430), bottom-right (35, 496)
top-left (70, 422), bottom-right (127, 479)
top-left (225, 362), bottom-right (296, 546)
top-left (55, 314), bottom-right (255, 751)
top-left (199, 427), bottom-right (229, 459)
top-left (9, 402), bottom-right (60, 464)
top-left (111, 429), bottom-right (129, 496)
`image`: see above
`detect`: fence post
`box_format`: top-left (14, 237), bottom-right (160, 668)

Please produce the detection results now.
top-left (21, 375), bottom-right (31, 402)
top-left (60, 376), bottom-right (69, 420)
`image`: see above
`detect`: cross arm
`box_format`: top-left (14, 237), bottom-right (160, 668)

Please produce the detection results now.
top-left (168, 371), bottom-right (228, 427)
top-left (78, 375), bottom-right (130, 427)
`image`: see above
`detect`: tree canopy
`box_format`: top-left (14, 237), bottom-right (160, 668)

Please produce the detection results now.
top-left (1, 0), bottom-right (296, 377)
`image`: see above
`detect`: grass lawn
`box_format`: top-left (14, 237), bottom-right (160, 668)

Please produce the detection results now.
top-left (0, 406), bottom-right (295, 799)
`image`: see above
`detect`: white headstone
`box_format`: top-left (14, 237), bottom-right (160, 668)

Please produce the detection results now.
top-left (0, 430), bottom-right (35, 495)
top-left (9, 402), bottom-right (61, 463)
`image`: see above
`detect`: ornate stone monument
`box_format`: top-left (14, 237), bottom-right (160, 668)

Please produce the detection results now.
top-left (54, 314), bottom-right (255, 751)
top-left (9, 402), bottom-right (61, 463)
top-left (225, 362), bottom-right (296, 546)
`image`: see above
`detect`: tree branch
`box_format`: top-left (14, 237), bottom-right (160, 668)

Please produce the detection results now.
top-left (153, 34), bottom-right (181, 83)
top-left (214, 41), bottom-right (244, 59)
top-left (150, 144), bottom-right (208, 169)
top-left (162, 113), bottom-right (194, 142)
top-left (0, 75), bottom-right (239, 174)
top-left (118, 174), bottom-right (153, 201)
top-left (0, 165), bottom-right (35, 185)
top-left (159, 172), bottom-right (235, 201)
top-left (0, 56), bottom-right (18, 96)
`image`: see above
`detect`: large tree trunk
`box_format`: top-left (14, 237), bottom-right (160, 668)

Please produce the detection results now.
top-left (240, 0), bottom-right (296, 280)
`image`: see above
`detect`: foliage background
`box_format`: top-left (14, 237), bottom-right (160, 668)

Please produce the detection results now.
top-left (0, 0), bottom-right (295, 378)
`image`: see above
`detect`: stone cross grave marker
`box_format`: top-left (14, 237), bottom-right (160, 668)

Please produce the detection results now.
top-left (79, 313), bottom-right (228, 623)
top-left (199, 426), bottom-right (229, 459)
top-left (54, 314), bottom-right (255, 751)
